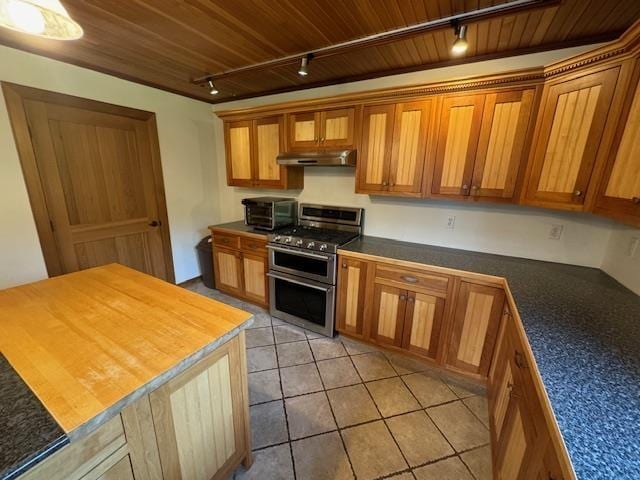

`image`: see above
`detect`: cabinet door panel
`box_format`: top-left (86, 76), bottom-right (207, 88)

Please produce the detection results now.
top-left (596, 63), bottom-right (640, 223)
top-left (214, 247), bottom-right (243, 297)
top-left (336, 257), bottom-right (368, 336)
top-left (447, 281), bottom-right (505, 377)
top-left (525, 67), bottom-right (620, 208)
top-left (224, 121), bottom-right (254, 187)
top-left (150, 338), bottom-right (246, 480)
top-left (254, 116), bottom-right (284, 187)
top-left (371, 284), bottom-right (406, 346)
top-left (389, 101), bottom-right (432, 194)
top-left (321, 108), bottom-right (356, 148)
top-left (401, 291), bottom-right (444, 359)
top-left (288, 112), bottom-right (319, 149)
top-left (432, 95), bottom-right (485, 196)
top-left (357, 104), bottom-right (395, 192)
top-left (472, 90), bottom-right (534, 199)
top-left (242, 253), bottom-right (268, 306)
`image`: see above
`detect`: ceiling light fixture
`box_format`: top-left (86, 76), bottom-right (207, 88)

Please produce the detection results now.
top-left (0, 0), bottom-right (83, 39)
top-left (298, 54), bottom-right (313, 76)
top-left (208, 79), bottom-right (219, 95)
top-left (451, 20), bottom-right (468, 55)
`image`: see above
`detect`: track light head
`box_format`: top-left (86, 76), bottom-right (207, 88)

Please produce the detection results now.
top-left (207, 79), bottom-right (219, 95)
top-left (298, 53), bottom-right (313, 76)
top-left (451, 21), bottom-right (468, 55)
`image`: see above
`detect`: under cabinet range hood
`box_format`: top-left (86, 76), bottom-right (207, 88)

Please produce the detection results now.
top-left (277, 150), bottom-right (356, 166)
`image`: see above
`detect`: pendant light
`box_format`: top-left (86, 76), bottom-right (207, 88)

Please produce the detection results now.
top-left (451, 21), bottom-right (468, 55)
top-left (0, 0), bottom-right (83, 40)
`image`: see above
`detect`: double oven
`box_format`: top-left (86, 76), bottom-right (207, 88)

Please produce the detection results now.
top-left (267, 204), bottom-right (363, 337)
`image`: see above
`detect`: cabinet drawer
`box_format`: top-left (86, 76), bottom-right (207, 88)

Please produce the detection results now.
top-left (240, 236), bottom-right (267, 255)
top-left (375, 264), bottom-right (449, 294)
top-left (213, 233), bottom-right (240, 249)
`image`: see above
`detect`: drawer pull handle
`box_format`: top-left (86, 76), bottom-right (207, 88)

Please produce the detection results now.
top-left (401, 275), bottom-right (418, 283)
top-left (515, 351), bottom-right (527, 369)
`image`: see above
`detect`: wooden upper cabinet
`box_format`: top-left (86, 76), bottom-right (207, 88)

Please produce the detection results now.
top-left (595, 61), bottom-right (640, 226)
top-left (471, 89), bottom-right (535, 199)
top-left (356, 100), bottom-right (431, 196)
top-left (224, 116), bottom-right (302, 189)
top-left (224, 120), bottom-right (254, 187)
top-left (431, 94), bottom-right (485, 197)
top-left (287, 107), bottom-right (357, 150)
top-left (446, 280), bottom-right (505, 377)
top-left (523, 67), bottom-right (620, 210)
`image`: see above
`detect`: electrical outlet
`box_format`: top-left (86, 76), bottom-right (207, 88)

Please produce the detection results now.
top-left (549, 224), bottom-right (564, 240)
top-left (446, 216), bottom-right (456, 229)
top-left (628, 237), bottom-right (639, 258)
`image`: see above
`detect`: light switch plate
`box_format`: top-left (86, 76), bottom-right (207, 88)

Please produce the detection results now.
top-left (549, 224), bottom-right (564, 240)
top-left (446, 216), bottom-right (456, 229)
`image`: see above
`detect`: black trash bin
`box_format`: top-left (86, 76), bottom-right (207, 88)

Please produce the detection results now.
top-left (196, 236), bottom-right (215, 289)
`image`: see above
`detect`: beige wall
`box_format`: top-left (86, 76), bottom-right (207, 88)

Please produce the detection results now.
top-left (602, 225), bottom-right (640, 295)
top-left (212, 45), bottom-right (621, 269)
top-left (0, 45), bottom-right (220, 288)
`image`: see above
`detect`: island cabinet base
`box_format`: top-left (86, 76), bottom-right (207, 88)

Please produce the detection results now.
top-left (18, 333), bottom-right (252, 480)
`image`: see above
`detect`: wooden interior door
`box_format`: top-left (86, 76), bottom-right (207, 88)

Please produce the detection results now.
top-left (288, 111), bottom-right (319, 149)
top-left (388, 100), bottom-right (432, 195)
top-left (253, 116), bottom-right (284, 188)
top-left (357, 104), bottom-right (395, 192)
top-left (525, 67), bottom-right (620, 208)
top-left (370, 283), bottom-right (406, 346)
top-left (432, 94), bottom-right (485, 197)
top-left (5, 84), bottom-right (173, 281)
top-left (150, 336), bottom-right (247, 480)
top-left (401, 291), bottom-right (445, 360)
top-left (336, 257), bottom-right (368, 337)
top-left (224, 120), bottom-right (254, 187)
top-left (214, 247), bottom-right (243, 297)
top-left (471, 89), bottom-right (535, 199)
top-left (446, 281), bottom-right (505, 377)
top-left (595, 63), bottom-right (640, 223)
top-left (320, 108), bottom-right (355, 148)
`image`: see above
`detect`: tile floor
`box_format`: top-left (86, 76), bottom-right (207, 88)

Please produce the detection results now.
top-left (186, 281), bottom-right (493, 480)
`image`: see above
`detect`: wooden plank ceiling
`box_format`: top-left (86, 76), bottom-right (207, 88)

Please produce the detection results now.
top-left (0, 0), bottom-right (637, 104)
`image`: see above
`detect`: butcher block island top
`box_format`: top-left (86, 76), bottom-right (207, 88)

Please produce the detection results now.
top-left (0, 263), bottom-right (253, 438)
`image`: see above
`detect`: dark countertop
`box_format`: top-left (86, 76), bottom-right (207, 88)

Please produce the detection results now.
top-left (209, 220), bottom-right (269, 237)
top-left (0, 354), bottom-right (68, 480)
top-left (339, 236), bottom-right (640, 480)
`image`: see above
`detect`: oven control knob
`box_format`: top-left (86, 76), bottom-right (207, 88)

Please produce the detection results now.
top-left (319, 244), bottom-right (328, 251)
top-left (307, 242), bottom-right (315, 249)
top-left (274, 235), bottom-right (281, 241)
top-left (284, 236), bottom-right (292, 243)
top-left (296, 239), bottom-right (304, 246)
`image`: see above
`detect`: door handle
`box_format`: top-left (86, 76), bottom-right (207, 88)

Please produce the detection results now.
top-left (400, 275), bottom-right (418, 283)
top-left (148, 220), bottom-right (161, 227)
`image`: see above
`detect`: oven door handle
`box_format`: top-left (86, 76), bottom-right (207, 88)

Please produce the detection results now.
top-left (267, 245), bottom-right (332, 260)
top-left (267, 272), bottom-right (334, 292)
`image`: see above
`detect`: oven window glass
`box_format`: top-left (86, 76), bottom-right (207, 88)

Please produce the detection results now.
top-left (273, 251), bottom-right (328, 276)
top-left (274, 278), bottom-right (327, 327)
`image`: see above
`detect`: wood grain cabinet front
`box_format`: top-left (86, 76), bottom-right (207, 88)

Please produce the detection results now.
top-left (430, 89), bottom-right (535, 201)
top-left (224, 116), bottom-right (302, 189)
top-left (594, 59), bottom-right (640, 227)
top-left (335, 257), bottom-right (369, 337)
top-left (213, 246), bottom-right (244, 298)
top-left (357, 100), bottom-right (432, 196)
top-left (523, 66), bottom-right (621, 211)
top-left (445, 280), bottom-right (505, 377)
top-left (149, 336), bottom-right (249, 480)
top-left (287, 107), bottom-right (357, 150)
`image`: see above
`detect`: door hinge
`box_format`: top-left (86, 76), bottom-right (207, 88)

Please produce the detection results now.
top-left (49, 219), bottom-right (55, 232)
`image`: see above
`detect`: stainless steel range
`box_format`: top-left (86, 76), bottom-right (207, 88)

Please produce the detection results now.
top-left (267, 203), bottom-right (364, 337)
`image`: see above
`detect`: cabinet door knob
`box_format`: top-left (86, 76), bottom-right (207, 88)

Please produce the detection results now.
top-left (515, 351), bottom-right (527, 369)
top-left (148, 220), bottom-right (160, 227)
top-left (407, 297), bottom-right (415, 303)
top-left (573, 190), bottom-right (583, 197)
top-left (507, 382), bottom-right (521, 398)
top-left (342, 263), bottom-right (347, 268)
top-left (382, 181), bottom-right (388, 186)
top-left (632, 196), bottom-right (640, 204)
top-left (320, 137), bottom-right (325, 143)
top-left (462, 184), bottom-right (469, 191)
top-left (399, 294), bottom-right (407, 301)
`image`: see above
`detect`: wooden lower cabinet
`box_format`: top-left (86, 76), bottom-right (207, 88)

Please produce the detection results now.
top-left (446, 280), bottom-right (505, 377)
top-left (401, 290), bottom-right (446, 360)
top-left (335, 257), bottom-right (368, 337)
top-left (18, 334), bottom-right (251, 480)
top-left (370, 283), bottom-right (406, 347)
top-left (211, 228), bottom-right (269, 308)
